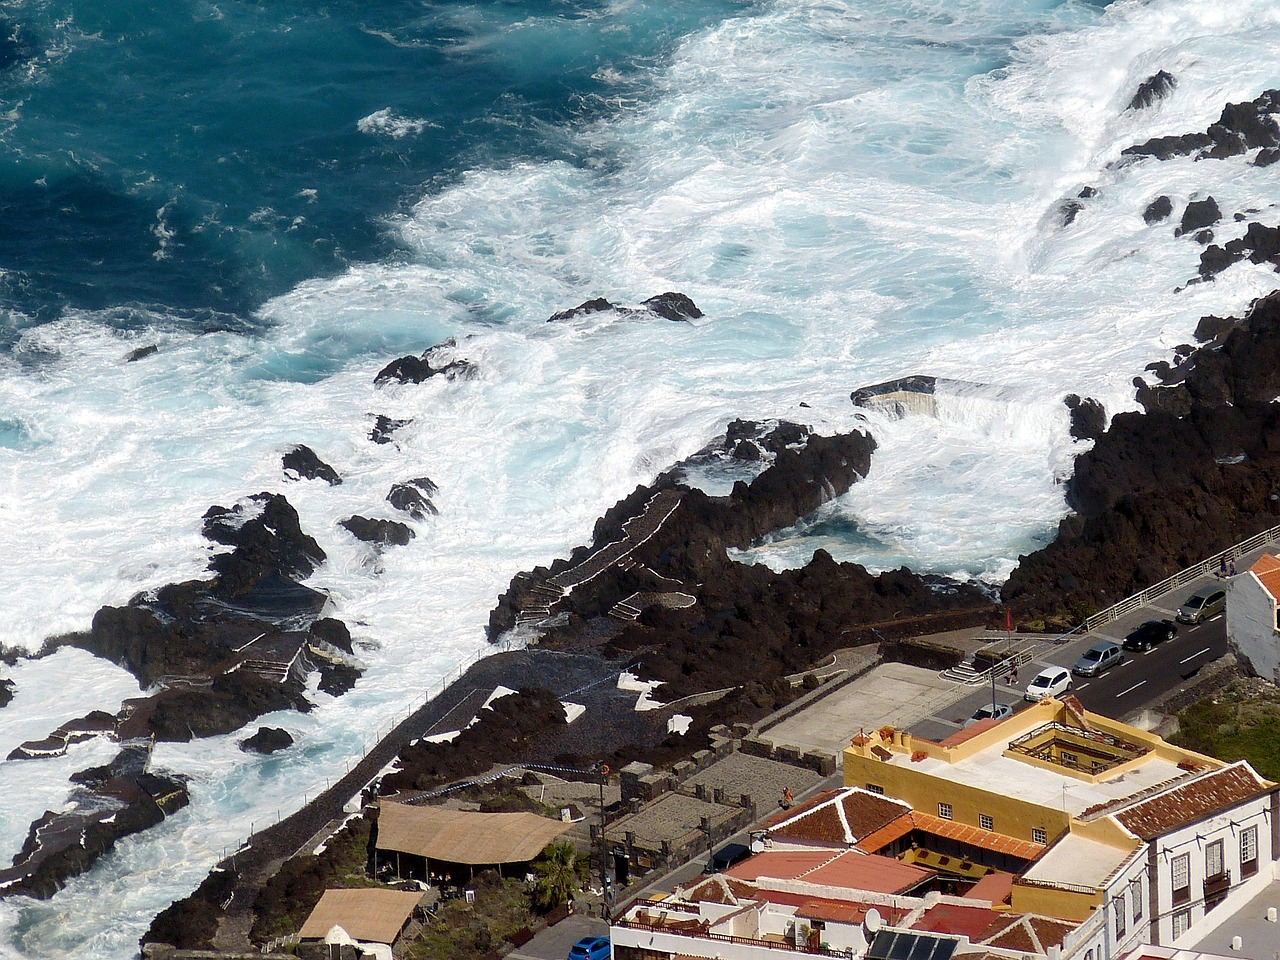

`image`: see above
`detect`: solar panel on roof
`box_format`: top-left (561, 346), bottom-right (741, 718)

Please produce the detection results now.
top-left (866, 930), bottom-right (959, 960)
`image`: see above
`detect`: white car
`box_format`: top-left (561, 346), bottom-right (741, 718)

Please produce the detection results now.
top-left (1024, 666), bottom-right (1072, 702)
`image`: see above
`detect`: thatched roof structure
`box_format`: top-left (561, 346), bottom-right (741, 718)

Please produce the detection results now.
top-left (377, 801), bottom-right (571, 865)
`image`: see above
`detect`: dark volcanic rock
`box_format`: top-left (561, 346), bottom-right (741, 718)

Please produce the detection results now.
top-left (387, 477), bottom-right (439, 519)
top-left (369, 414), bottom-right (412, 444)
top-left (1197, 222), bottom-right (1280, 281)
top-left (0, 678), bottom-right (12, 709)
top-left (374, 354), bottom-right (477, 385)
top-left (125, 344), bottom-right (157, 362)
top-left (1059, 200), bottom-right (1084, 227)
top-left (1194, 229), bottom-right (1214, 245)
top-left (0, 749), bottom-right (188, 900)
top-left (340, 515), bottom-right (416, 547)
top-left (547, 292), bottom-right (703, 324)
top-left (548, 297), bottom-right (616, 322)
top-left (1123, 89), bottom-right (1280, 161)
top-left (282, 445), bottom-right (342, 485)
top-left (1143, 196), bottom-right (1173, 224)
top-left (642, 292), bottom-right (704, 322)
top-left (488, 420), bottom-right (992, 701)
top-left (1176, 197), bottom-right (1221, 237)
top-left (1128, 70), bottom-right (1176, 111)
top-left (1005, 291), bottom-right (1280, 624)
top-left (1064, 395), bottom-right (1106, 441)
top-left (204, 493), bottom-right (325, 601)
top-left (240, 726), bottom-right (295, 754)
top-left (1256, 148), bottom-right (1280, 168)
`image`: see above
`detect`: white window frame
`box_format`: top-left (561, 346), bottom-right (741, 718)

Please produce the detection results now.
top-left (1206, 838), bottom-right (1225, 878)
top-left (1172, 909), bottom-right (1191, 939)
top-left (1114, 891), bottom-right (1126, 938)
top-left (1241, 825), bottom-right (1259, 875)
top-left (1172, 852), bottom-right (1191, 905)
top-left (1032, 827), bottom-right (1047, 845)
top-left (1131, 879), bottom-right (1143, 922)
top-left (865, 783), bottom-right (884, 795)
top-left (979, 813), bottom-right (993, 831)
top-left (938, 802), bottom-right (953, 821)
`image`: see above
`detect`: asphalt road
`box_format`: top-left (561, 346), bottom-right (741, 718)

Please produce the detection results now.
top-left (913, 575), bottom-right (1232, 736)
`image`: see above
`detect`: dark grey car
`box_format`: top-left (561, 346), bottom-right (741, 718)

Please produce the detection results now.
top-left (1073, 641), bottom-right (1123, 677)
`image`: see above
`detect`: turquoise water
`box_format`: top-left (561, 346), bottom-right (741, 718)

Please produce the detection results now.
top-left (3, 0), bottom-right (1280, 955)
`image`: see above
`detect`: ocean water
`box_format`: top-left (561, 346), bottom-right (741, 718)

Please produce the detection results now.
top-left (1, 0), bottom-right (1280, 955)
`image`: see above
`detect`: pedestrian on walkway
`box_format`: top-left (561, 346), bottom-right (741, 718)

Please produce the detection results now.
top-left (1229, 559), bottom-right (1237, 577)
top-left (1218, 557), bottom-right (1228, 578)
top-left (1009, 662), bottom-right (1019, 686)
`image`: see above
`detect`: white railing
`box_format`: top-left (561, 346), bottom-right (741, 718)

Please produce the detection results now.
top-left (1074, 521), bottom-right (1280, 635)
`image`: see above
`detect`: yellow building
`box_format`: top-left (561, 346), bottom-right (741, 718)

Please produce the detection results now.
top-left (843, 696), bottom-right (1278, 951)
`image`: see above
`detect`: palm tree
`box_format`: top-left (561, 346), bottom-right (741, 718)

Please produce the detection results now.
top-left (533, 840), bottom-right (589, 910)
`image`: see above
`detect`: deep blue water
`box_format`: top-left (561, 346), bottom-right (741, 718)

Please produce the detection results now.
top-left (0, 0), bottom-right (749, 339)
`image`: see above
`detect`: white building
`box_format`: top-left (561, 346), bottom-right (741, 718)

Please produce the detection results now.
top-left (1226, 555), bottom-right (1280, 682)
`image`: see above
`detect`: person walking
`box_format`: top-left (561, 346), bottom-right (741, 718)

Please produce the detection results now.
top-left (1009, 662), bottom-right (1019, 686)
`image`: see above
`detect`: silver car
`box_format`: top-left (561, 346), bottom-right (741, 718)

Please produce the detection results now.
top-left (1073, 641), bottom-right (1123, 677)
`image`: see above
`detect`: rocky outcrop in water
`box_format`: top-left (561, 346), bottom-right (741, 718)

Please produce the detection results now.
top-left (489, 419), bottom-right (992, 702)
top-left (369, 414), bottom-right (412, 444)
top-left (282, 444), bottom-right (342, 485)
top-left (1176, 197), bottom-right (1221, 237)
top-left (1128, 71), bottom-right (1177, 111)
top-left (387, 477), bottom-right (439, 518)
top-left (0, 743), bottom-right (188, 900)
top-left (241, 726), bottom-right (295, 755)
top-left (1142, 195), bottom-right (1173, 224)
top-left (547, 291), bottom-right (703, 323)
top-left (340, 515), bottom-right (415, 547)
top-left (1196, 221), bottom-right (1280, 282)
top-left (1122, 89), bottom-right (1280, 161)
top-left (1004, 291), bottom-right (1280, 625)
top-left (1064, 394), bottom-right (1106, 441)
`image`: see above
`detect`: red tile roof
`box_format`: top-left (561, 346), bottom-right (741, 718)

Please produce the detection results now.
top-left (854, 814), bottom-right (915, 854)
top-left (1113, 763), bottom-right (1272, 839)
top-left (910, 813), bottom-right (1045, 861)
top-left (912, 903), bottom-right (1001, 940)
top-left (938, 717), bottom-right (1002, 747)
top-left (725, 848), bottom-right (933, 895)
top-left (1251, 554), bottom-right (1280, 601)
top-left (764, 788), bottom-right (912, 847)
top-left (964, 871), bottom-right (1015, 906)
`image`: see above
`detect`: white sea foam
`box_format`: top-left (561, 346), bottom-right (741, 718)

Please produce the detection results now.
top-left (356, 108), bottom-right (437, 139)
top-left (2, 0), bottom-right (1280, 955)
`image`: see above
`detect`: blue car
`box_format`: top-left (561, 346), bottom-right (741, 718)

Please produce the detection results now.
top-left (569, 936), bottom-right (611, 960)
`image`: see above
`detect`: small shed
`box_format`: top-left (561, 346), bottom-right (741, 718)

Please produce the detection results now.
top-left (298, 888), bottom-right (424, 950)
top-left (375, 801), bottom-right (572, 883)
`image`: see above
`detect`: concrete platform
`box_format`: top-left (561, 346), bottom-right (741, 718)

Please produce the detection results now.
top-left (762, 662), bottom-right (966, 765)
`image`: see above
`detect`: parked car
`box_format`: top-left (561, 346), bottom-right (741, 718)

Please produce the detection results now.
top-left (1176, 589), bottom-right (1226, 625)
top-left (1024, 666), bottom-right (1072, 702)
top-left (705, 841), bottom-right (752, 874)
top-left (964, 702), bottom-right (1014, 727)
top-left (1073, 641), bottom-right (1123, 676)
top-left (569, 937), bottom-right (612, 960)
top-left (1123, 619), bottom-right (1177, 651)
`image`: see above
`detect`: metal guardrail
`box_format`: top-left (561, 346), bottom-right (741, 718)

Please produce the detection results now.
top-left (1073, 521), bottom-right (1280, 636)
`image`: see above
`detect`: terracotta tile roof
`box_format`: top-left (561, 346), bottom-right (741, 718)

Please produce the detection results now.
top-left (682, 874), bottom-right (757, 904)
top-left (910, 813), bottom-right (1045, 861)
top-left (911, 903), bottom-right (1000, 940)
top-left (854, 814), bottom-right (915, 854)
top-left (727, 848), bottom-right (933, 895)
top-left (938, 717), bottom-right (1002, 747)
top-left (761, 891), bottom-right (910, 926)
top-left (983, 919), bottom-right (1037, 952)
top-left (978, 914), bottom-right (1073, 952)
top-left (964, 871), bottom-right (1015, 905)
top-left (764, 788), bottom-right (912, 847)
top-left (804, 851), bottom-right (934, 894)
top-left (1026, 916), bottom-right (1074, 950)
top-left (796, 899), bottom-right (873, 925)
top-left (1249, 555), bottom-right (1280, 600)
top-left (758, 790), bottom-right (841, 830)
top-left (1112, 762), bottom-right (1272, 839)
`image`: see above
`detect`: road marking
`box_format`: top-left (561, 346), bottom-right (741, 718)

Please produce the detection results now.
top-left (1180, 647), bottom-right (1211, 665)
top-left (1117, 680), bottom-right (1147, 698)
top-left (1144, 648), bottom-right (1157, 655)
top-left (1076, 682), bottom-right (1091, 690)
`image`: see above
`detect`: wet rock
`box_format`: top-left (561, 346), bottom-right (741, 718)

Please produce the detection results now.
top-left (1123, 89), bottom-right (1280, 161)
top-left (282, 445), bottom-right (342, 485)
top-left (340, 515), bottom-right (415, 547)
top-left (240, 726), bottom-right (295, 755)
top-left (374, 355), bottom-right (477, 384)
top-left (369, 414), bottom-right (412, 445)
top-left (1176, 198), bottom-right (1221, 237)
top-left (1197, 222), bottom-right (1280, 281)
top-left (548, 297), bottom-right (616, 322)
top-left (1143, 195), bottom-right (1173, 224)
top-left (1194, 229), bottom-right (1215, 244)
top-left (125, 344), bottom-right (157, 362)
top-left (387, 477), bottom-right (439, 519)
top-left (1078, 186), bottom-right (1098, 199)
top-left (642, 292), bottom-right (703, 322)
top-left (1127, 71), bottom-right (1176, 111)
top-left (1059, 200), bottom-right (1084, 227)
top-left (310, 617), bottom-right (354, 655)
top-left (1256, 148), bottom-right (1280, 168)
top-left (0, 678), bottom-right (12, 709)
top-left (1064, 394), bottom-right (1106, 440)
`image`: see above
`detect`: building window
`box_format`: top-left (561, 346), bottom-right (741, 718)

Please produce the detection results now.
top-left (938, 802), bottom-right (953, 820)
top-left (1172, 853), bottom-right (1191, 905)
top-left (1032, 827), bottom-right (1047, 845)
top-left (1062, 750), bottom-right (1079, 766)
top-left (1172, 909), bottom-right (1192, 939)
top-left (979, 814), bottom-right (993, 831)
top-left (1241, 826), bottom-right (1259, 877)
top-left (1084, 950), bottom-right (1094, 960)
top-left (1206, 839), bottom-right (1225, 879)
top-left (865, 783), bottom-right (884, 795)
top-left (1131, 879), bottom-right (1143, 922)
top-left (1114, 892), bottom-right (1126, 938)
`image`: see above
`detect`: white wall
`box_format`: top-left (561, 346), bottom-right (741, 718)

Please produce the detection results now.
top-left (1226, 574), bottom-right (1279, 682)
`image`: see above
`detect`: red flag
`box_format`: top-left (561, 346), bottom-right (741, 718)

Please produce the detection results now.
top-left (1005, 608), bottom-right (1012, 633)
